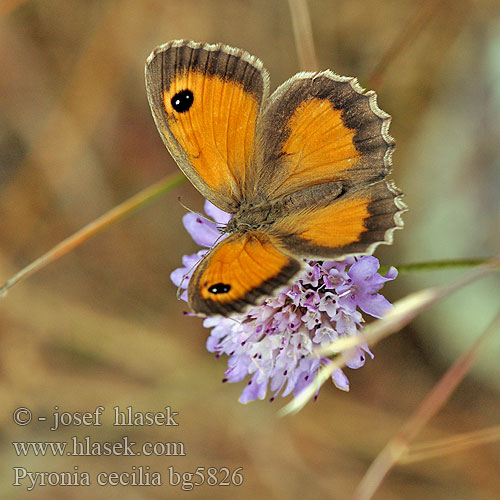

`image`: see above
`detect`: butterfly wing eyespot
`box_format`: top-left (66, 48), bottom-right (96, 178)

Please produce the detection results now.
top-left (171, 89), bottom-right (194, 112)
top-left (207, 283), bottom-right (231, 294)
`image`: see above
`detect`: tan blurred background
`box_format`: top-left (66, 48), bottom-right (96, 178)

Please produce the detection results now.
top-left (1, 0), bottom-right (499, 498)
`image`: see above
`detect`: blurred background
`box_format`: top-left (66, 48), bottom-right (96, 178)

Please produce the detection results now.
top-left (1, 0), bottom-right (499, 498)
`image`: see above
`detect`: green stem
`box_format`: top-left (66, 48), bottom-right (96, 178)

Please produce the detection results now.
top-left (381, 258), bottom-right (495, 276)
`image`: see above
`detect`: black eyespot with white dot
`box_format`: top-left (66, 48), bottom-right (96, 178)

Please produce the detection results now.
top-left (171, 89), bottom-right (193, 113)
top-left (208, 283), bottom-right (231, 295)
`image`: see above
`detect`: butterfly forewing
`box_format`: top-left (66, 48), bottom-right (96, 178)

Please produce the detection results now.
top-left (255, 71), bottom-right (394, 200)
top-left (145, 40), bottom-right (269, 213)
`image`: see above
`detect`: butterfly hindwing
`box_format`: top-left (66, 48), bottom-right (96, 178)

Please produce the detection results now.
top-left (146, 40), bottom-right (269, 213)
top-left (269, 180), bottom-right (406, 259)
top-left (188, 232), bottom-right (302, 316)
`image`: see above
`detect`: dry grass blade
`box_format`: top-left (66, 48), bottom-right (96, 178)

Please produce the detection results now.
top-left (281, 257), bottom-right (500, 416)
top-left (367, 0), bottom-right (447, 87)
top-left (288, 0), bottom-right (319, 72)
top-left (0, 173), bottom-right (185, 298)
top-left (402, 425), bottom-right (500, 464)
top-left (352, 306), bottom-right (500, 500)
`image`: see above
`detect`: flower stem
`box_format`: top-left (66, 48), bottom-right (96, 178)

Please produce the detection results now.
top-left (0, 172), bottom-right (185, 297)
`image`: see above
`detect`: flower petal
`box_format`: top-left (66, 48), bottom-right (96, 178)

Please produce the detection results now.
top-left (182, 213), bottom-right (221, 247)
top-left (348, 255), bottom-right (379, 281)
top-left (170, 267), bottom-right (187, 287)
top-left (239, 376), bottom-right (268, 403)
top-left (204, 200), bottom-right (231, 225)
top-left (332, 369), bottom-right (350, 391)
top-left (384, 266), bottom-right (398, 280)
top-left (357, 293), bottom-right (393, 318)
top-left (344, 348), bottom-right (367, 369)
top-left (182, 250), bottom-right (206, 270)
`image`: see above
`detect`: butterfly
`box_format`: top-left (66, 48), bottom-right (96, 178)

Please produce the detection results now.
top-left (145, 40), bottom-right (406, 317)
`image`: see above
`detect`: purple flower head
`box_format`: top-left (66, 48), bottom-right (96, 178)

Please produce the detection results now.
top-left (172, 201), bottom-right (397, 403)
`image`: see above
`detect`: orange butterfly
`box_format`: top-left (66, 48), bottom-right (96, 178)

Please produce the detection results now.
top-left (145, 40), bottom-right (406, 316)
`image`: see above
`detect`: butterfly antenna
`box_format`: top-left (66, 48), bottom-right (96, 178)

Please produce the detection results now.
top-left (209, 232), bottom-right (226, 250)
top-left (176, 254), bottom-right (206, 299)
top-left (177, 196), bottom-right (216, 224)
top-left (176, 253), bottom-right (208, 299)
top-left (175, 232), bottom-right (226, 300)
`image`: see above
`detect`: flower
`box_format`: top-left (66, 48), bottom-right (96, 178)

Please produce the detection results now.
top-left (171, 201), bottom-right (397, 403)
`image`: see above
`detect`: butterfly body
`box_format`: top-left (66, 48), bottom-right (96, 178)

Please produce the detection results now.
top-left (145, 40), bottom-right (406, 316)
top-left (222, 181), bottom-right (339, 234)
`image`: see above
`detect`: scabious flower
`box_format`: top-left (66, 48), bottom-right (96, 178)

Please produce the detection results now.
top-left (171, 201), bottom-right (397, 403)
